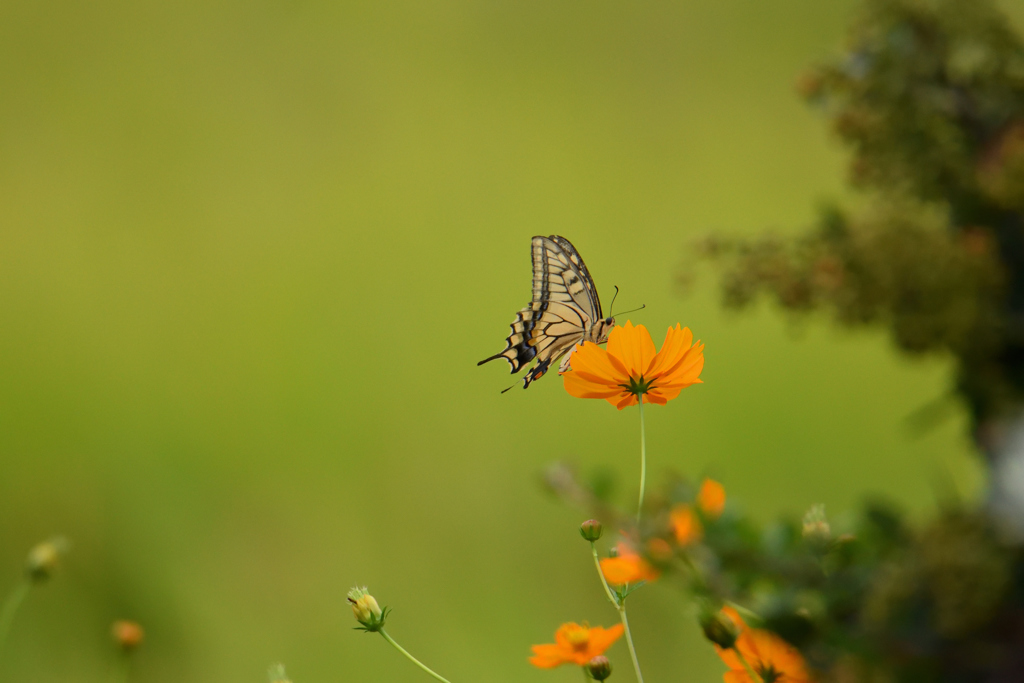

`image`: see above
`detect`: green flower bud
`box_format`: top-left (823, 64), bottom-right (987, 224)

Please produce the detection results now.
top-left (25, 537), bottom-right (68, 582)
top-left (699, 605), bottom-right (738, 650)
top-left (802, 504), bottom-right (831, 552)
top-left (580, 520), bottom-right (603, 542)
top-left (268, 663), bottom-right (292, 683)
top-left (348, 586), bottom-right (388, 632)
top-left (587, 655), bottom-right (612, 680)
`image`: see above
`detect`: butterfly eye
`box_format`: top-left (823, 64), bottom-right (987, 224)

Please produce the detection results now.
top-left (605, 317), bottom-right (614, 325)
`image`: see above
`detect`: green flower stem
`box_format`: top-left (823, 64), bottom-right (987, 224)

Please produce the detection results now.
top-left (0, 579), bottom-right (31, 664)
top-left (590, 543), bottom-right (619, 608)
top-left (110, 653), bottom-right (131, 683)
top-left (617, 606), bottom-right (644, 683)
top-left (589, 543), bottom-right (644, 683)
top-left (582, 665), bottom-right (592, 682)
top-left (636, 397), bottom-right (647, 523)
top-left (378, 628), bottom-right (453, 683)
top-left (733, 646), bottom-right (764, 683)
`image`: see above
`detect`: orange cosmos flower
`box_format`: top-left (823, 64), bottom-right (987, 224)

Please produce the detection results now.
top-left (562, 321), bottom-right (704, 409)
top-left (715, 607), bottom-right (814, 683)
top-left (671, 505), bottom-right (703, 545)
top-left (600, 542), bottom-right (660, 585)
top-left (529, 622), bottom-right (625, 668)
top-left (698, 478), bottom-right (726, 518)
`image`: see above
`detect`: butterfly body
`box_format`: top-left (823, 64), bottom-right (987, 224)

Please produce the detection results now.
top-left (479, 235), bottom-right (614, 390)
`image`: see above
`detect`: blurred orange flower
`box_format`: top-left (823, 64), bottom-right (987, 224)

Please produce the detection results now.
top-left (562, 321), bottom-right (704, 409)
top-left (698, 478), bottom-right (726, 518)
top-left (671, 505), bottom-right (704, 545)
top-left (715, 607), bottom-right (814, 683)
top-left (529, 622), bottom-right (625, 668)
top-left (600, 542), bottom-right (660, 585)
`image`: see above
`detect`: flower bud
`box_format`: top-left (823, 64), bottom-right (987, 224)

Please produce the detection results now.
top-left (587, 655), bottom-right (612, 680)
top-left (580, 520), bottom-right (603, 542)
top-left (25, 537), bottom-right (69, 582)
top-left (348, 586), bottom-right (387, 631)
top-left (268, 663), bottom-right (292, 683)
top-left (111, 620), bottom-right (144, 650)
top-left (699, 605), bottom-right (738, 650)
top-left (802, 504), bottom-right (831, 552)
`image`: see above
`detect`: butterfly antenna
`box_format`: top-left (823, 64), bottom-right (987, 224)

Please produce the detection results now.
top-left (612, 304), bottom-right (646, 317)
top-left (500, 382), bottom-right (518, 394)
top-left (608, 285), bottom-right (620, 317)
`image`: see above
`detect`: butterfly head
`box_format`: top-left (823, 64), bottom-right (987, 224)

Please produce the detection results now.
top-left (590, 316), bottom-right (615, 344)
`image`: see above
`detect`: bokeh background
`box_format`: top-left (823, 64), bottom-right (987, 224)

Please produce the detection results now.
top-left (2, 1), bottom-right (1022, 681)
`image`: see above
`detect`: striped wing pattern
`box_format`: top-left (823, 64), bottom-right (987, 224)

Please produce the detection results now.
top-left (479, 235), bottom-right (603, 390)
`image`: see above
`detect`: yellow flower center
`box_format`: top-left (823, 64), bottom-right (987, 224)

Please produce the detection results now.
top-left (565, 626), bottom-right (591, 651)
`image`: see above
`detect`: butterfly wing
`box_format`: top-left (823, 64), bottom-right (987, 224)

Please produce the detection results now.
top-left (479, 235), bottom-right (604, 389)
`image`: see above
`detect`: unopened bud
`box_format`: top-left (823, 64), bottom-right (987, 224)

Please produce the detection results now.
top-left (25, 537), bottom-right (69, 582)
top-left (699, 606), bottom-right (738, 649)
top-left (268, 663), bottom-right (292, 683)
top-left (580, 520), bottom-right (603, 542)
top-left (587, 655), bottom-right (612, 680)
top-left (347, 586), bottom-right (387, 631)
top-left (111, 620), bottom-right (144, 650)
top-left (802, 504), bottom-right (831, 551)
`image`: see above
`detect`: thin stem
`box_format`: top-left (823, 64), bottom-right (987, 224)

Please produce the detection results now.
top-left (582, 665), bottom-right (592, 682)
top-left (589, 543), bottom-right (644, 683)
top-left (590, 543), bottom-right (619, 608)
top-left (379, 628), bottom-right (453, 683)
top-left (0, 580), bottom-right (31, 663)
top-left (617, 606), bottom-right (644, 683)
top-left (636, 397), bottom-right (647, 523)
top-left (109, 654), bottom-right (131, 683)
top-left (733, 646), bottom-right (764, 683)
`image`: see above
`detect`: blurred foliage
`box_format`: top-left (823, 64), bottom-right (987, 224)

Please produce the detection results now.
top-left (547, 465), bottom-right (1024, 682)
top-left (686, 0), bottom-right (1024, 427)
top-left (668, 1), bottom-right (1024, 679)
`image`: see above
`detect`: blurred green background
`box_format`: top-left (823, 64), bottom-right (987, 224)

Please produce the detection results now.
top-left (2, 1), bottom-right (1022, 681)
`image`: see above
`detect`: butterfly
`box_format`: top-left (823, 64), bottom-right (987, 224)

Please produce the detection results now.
top-left (479, 235), bottom-right (616, 391)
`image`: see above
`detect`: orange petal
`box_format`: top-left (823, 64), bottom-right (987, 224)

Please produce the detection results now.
top-left (658, 342), bottom-right (705, 387)
top-left (607, 321), bottom-right (656, 378)
top-left (585, 624), bottom-right (625, 655)
top-left (529, 644), bottom-right (570, 668)
top-left (723, 671), bottom-right (755, 683)
top-left (741, 629), bottom-right (812, 682)
top-left (600, 555), bottom-right (659, 584)
top-left (671, 505), bottom-right (703, 545)
top-left (613, 393), bottom-right (638, 410)
top-left (647, 324), bottom-right (694, 377)
top-left (563, 371), bottom-right (625, 399)
top-left (716, 643), bottom-right (745, 672)
top-left (698, 479), bottom-right (726, 518)
top-left (644, 392), bottom-right (668, 406)
top-left (570, 341), bottom-right (628, 385)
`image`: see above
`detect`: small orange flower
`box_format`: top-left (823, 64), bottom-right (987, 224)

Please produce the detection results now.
top-left (529, 622), bottom-right (625, 668)
top-left (600, 542), bottom-right (660, 585)
top-left (671, 505), bottom-right (703, 545)
top-left (562, 321), bottom-right (704, 409)
top-left (698, 478), bottom-right (726, 518)
top-left (715, 607), bottom-right (814, 683)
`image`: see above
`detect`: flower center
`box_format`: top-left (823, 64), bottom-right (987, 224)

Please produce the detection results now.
top-left (565, 626), bottom-right (591, 651)
top-left (621, 374), bottom-right (654, 397)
